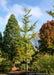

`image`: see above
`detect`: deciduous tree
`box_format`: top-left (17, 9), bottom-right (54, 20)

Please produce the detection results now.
top-left (17, 8), bottom-right (38, 71)
top-left (38, 20), bottom-right (54, 54)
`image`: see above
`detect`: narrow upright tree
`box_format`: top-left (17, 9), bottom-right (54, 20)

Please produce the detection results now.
top-left (17, 8), bottom-right (38, 71)
top-left (3, 14), bottom-right (21, 67)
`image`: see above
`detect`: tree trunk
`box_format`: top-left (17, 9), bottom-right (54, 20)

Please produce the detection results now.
top-left (46, 69), bottom-right (48, 73)
top-left (26, 59), bottom-right (28, 71)
top-left (13, 60), bottom-right (15, 68)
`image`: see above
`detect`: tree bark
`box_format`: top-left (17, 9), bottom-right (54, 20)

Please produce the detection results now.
top-left (26, 59), bottom-right (28, 71)
top-left (13, 60), bottom-right (15, 68)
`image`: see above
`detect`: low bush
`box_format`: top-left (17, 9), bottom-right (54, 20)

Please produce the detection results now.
top-left (1, 59), bottom-right (13, 72)
top-left (28, 62), bottom-right (38, 71)
top-left (36, 54), bottom-right (54, 73)
top-left (19, 64), bottom-right (26, 70)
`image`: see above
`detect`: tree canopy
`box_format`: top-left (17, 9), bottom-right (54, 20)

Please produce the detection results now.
top-left (38, 20), bottom-right (54, 54)
top-left (3, 14), bottom-right (21, 62)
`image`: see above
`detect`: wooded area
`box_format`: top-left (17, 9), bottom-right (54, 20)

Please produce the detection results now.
top-left (0, 7), bottom-right (54, 74)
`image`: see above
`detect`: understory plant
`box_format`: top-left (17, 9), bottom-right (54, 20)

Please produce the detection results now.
top-left (36, 54), bottom-right (54, 73)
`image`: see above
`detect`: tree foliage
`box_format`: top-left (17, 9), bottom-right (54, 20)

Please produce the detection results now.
top-left (3, 14), bottom-right (21, 62)
top-left (46, 5), bottom-right (54, 18)
top-left (0, 32), bottom-right (2, 48)
top-left (16, 8), bottom-right (38, 70)
top-left (0, 8), bottom-right (38, 71)
top-left (36, 54), bottom-right (54, 73)
top-left (38, 5), bottom-right (54, 54)
top-left (38, 20), bottom-right (54, 54)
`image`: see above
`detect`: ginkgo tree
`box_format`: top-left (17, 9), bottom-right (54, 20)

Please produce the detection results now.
top-left (16, 8), bottom-right (38, 71)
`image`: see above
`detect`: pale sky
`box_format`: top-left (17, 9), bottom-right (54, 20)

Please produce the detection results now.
top-left (0, 0), bottom-right (54, 35)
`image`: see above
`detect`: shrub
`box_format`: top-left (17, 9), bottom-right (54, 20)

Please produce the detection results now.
top-left (36, 54), bottom-right (54, 73)
top-left (28, 62), bottom-right (38, 71)
top-left (1, 59), bottom-right (13, 72)
top-left (19, 64), bottom-right (26, 70)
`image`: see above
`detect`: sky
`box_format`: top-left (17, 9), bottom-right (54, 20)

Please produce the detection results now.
top-left (0, 0), bottom-right (54, 36)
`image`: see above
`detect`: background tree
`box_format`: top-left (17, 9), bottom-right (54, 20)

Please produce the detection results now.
top-left (46, 5), bottom-right (54, 50)
top-left (0, 32), bottom-right (3, 65)
top-left (17, 8), bottom-right (38, 71)
top-left (38, 5), bottom-right (54, 54)
top-left (0, 32), bottom-right (2, 49)
top-left (38, 20), bottom-right (54, 54)
top-left (3, 14), bottom-right (21, 67)
top-left (46, 5), bottom-right (54, 18)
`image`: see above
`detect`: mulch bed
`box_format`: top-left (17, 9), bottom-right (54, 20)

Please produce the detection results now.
top-left (0, 71), bottom-right (26, 75)
top-left (0, 71), bottom-right (38, 75)
top-left (7, 71), bottom-right (26, 75)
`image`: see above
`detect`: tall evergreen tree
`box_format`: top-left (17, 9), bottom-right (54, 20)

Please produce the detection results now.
top-left (17, 8), bottom-right (38, 71)
top-left (3, 14), bottom-right (21, 67)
